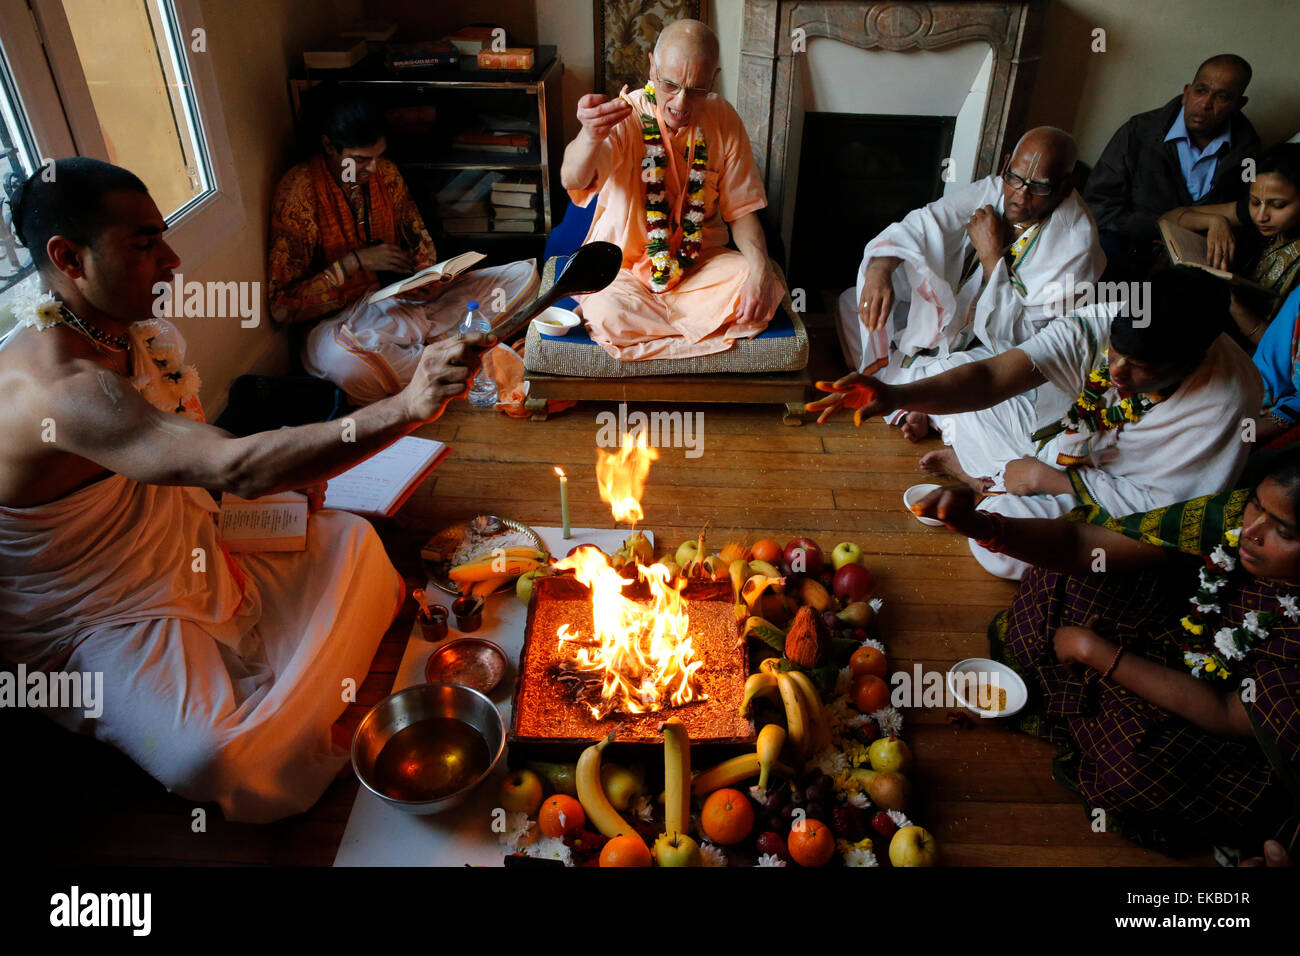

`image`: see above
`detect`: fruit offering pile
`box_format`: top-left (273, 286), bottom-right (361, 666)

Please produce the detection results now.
top-left (498, 534), bottom-right (939, 867)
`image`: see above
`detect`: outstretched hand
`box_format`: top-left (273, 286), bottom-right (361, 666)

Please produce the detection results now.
top-left (910, 484), bottom-right (986, 537)
top-left (805, 372), bottom-right (892, 426)
top-left (403, 331), bottom-right (496, 422)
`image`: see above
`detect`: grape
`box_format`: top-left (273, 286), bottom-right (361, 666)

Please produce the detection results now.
top-left (822, 611), bottom-right (840, 631)
top-left (763, 791), bottom-right (785, 811)
top-left (832, 806), bottom-right (868, 842)
top-left (789, 789), bottom-right (805, 806)
top-left (818, 774), bottom-right (836, 793)
top-left (780, 803), bottom-right (797, 821)
top-left (805, 802), bottom-right (826, 821)
top-left (804, 783), bottom-right (826, 804)
top-left (797, 768), bottom-right (821, 788)
top-left (763, 812), bottom-right (785, 833)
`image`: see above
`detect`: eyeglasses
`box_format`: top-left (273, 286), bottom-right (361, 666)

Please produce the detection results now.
top-left (1002, 169), bottom-right (1058, 197)
top-left (651, 72), bottom-right (712, 100)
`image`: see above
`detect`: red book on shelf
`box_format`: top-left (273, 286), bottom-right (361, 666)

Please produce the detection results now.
top-left (477, 48), bottom-right (534, 70)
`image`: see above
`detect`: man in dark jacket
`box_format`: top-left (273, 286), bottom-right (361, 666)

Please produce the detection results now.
top-left (1084, 54), bottom-right (1259, 279)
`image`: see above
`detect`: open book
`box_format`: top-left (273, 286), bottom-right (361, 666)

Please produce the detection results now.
top-left (367, 251), bottom-right (486, 305)
top-left (219, 491), bottom-right (309, 552)
top-left (1158, 220), bottom-right (1281, 296)
top-left (322, 436), bottom-right (451, 517)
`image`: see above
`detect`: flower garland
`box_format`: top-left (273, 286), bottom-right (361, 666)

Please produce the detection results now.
top-left (8, 288), bottom-right (202, 421)
top-left (640, 81), bottom-right (707, 293)
top-left (1179, 527), bottom-right (1300, 681)
top-left (1036, 364), bottom-right (1166, 447)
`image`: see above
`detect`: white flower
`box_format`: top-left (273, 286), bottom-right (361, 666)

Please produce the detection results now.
top-left (174, 365), bottom-right (201, 397)
top-left (1242, 612), bottom-right (1268, 639)
top-left (812, 747), bottom-right (848, 775)
top-left (1213, 627), bottom-right (1244, 661)
top-left (684, 210), bottom-right (704, 223)
top-left (1198, 567), bottom-right (1226, 592)
top-left (647, 227), bottom-right (669, 241)
top-left (644, 144), bottom-right (665, 158)
top-left (29, 292), bottom-right (63, 329)
top-left (1184, 652), bottom-right (1208, 676)
top-left (632, 794), bottom-right (655, 823)
top-left (748, 784), bottom-right (767, 804)
top-left (858, 636), bottom-right (886, 652)
top-left (497, 811), bottom-right (534, 847)
top-left (1279, 595), bottom-right (1300, 621)
top-left (872, 706), bottom-right (904, 737)
top-left (755, 853), bottom-right (786, 867)
top-left (843, 711), bottom-right (873, 730)
top-left (847, 791), bottom-right (870, 809)
top-left (699, 841), bottom-right (727, 867)
top-left (520, 835), bottom-right (573, 866)
top-left (835, 666), bottom-right (854, 696)
top-left (869, 598), bottom-right (884, 614)
top-left (886, 810), bottom-right (912, 829)
top-left (1192, 598), bottom-right (1221, 614)
top-left (1209, 545), bottom-right (1236, 571)
top-left (842, 846), bottom-right (879, 867)
top-left (823, 698), bottom-right (851, 734)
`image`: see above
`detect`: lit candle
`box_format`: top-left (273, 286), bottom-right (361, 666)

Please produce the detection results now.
top-left (555, 466), bottom-right (570, 539)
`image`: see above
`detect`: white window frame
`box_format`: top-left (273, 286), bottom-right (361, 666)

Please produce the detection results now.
top-left (0, 0), bottom-right (243, 272)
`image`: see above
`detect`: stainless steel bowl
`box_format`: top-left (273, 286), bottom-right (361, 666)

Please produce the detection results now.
top-left (351, 682), bottom-right (506, 815)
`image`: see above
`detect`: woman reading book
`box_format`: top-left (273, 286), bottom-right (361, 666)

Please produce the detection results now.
top-left (1161, 143), bottom-right (1300, 349)
top-left (912, 462), bottom-right (1300, 857)
top-left (268, 84), bottom-right (538, 404)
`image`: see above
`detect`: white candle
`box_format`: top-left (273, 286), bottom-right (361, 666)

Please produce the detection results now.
top-left (555, 466), bottom-right (570, 539)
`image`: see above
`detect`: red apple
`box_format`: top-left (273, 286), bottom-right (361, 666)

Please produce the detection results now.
top-left (833, 562), bottom-right (874, 603)
top-left (870, 811), bottom-right (899, 840)
top-left (783, 537), bottom-right (824, 576)
top-left (755, 831), bottom-right (789, 861)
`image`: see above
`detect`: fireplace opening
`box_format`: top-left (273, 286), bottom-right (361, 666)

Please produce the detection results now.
top-left (786, 113), bottom-right (955, 310)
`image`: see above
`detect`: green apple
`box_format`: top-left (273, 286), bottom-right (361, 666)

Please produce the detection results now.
top-left (658, 559), bottom-right (681, 581)
top-left (888, 825), bottom-right (938, 867)
top-left (498, 769), bottom-right (544, 815)
top-left (526, 760), bottom-right (577, 797)
top-left (516, 569), bottom-right (546, 605)
top-left (600, 763), bottom-right (645, 811)
top-left (868, 735), bottom-right (913, 774)
top-left (653, 832), bottom-right (702, 867)
top-left (674, 540), bottom-right (701, 568)
top-left (831, 541), bottom-right (864, 570)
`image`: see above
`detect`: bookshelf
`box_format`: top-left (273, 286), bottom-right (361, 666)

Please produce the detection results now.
top-left (290, 47), bottom-right (564, 259)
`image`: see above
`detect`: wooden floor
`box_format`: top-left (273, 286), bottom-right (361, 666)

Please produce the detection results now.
top-left (8, 334), bottom-right (1214, 866)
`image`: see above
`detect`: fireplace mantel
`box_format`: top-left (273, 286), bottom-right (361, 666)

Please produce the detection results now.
top-left (739, 1), bottom-right (1046, 231)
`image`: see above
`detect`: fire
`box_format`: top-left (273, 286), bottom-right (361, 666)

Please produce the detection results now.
top-left (553, 546), bottom-right (705, 718)
top-left (596, 432), bottom-right (659, 526)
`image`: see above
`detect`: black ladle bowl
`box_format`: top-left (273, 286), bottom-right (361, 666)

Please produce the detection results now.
top-left (490, 240), bottom-right (623, 341)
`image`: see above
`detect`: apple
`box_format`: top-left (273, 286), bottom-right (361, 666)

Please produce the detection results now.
top-left (674, 539), bottom-right (701, 568)
top-left (831, 541), bottom-right (863, 570)
top-left (889, 825), bottom-right (939, 867)
top-left (870, 811), bottom-right (899, 840)
top-left (498, 769), bottom-right (544, 815)
top-left (833, 563), bottom-right (874, 604)
top-left (653, 831), bottom-right (702, 867)
top-left (516, 569), bottom-right (546, 605)
top-left (868, 735), bottom-right (913, 774)
top-left (783, 537), bottom-right (824, 576)
top-left (755, 831), bottom-right (789, 861)
top-left (600, 763), bottom-right (645, 811)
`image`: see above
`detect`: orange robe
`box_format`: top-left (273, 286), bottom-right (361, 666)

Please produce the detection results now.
top-left (569, 89), bottom-right (781, 361)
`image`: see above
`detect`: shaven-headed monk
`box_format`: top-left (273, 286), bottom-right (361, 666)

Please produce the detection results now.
top-left (560, 18), bottom-right (783, 361)
top-left (0, 159), bottom-right (489, 822)
top-left (838, 127), bottom-right (1104, 440)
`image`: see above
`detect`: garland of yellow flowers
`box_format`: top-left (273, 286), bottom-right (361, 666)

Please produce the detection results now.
top-left (1179, 527), bottom-right (1300, 681)
top-left (1031, 364), bottom-right (1166, 448)
top-left (640, 82), bottom-right (707, 293)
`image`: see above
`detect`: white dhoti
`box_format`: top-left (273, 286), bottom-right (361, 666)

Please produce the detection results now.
top-left (302, 260), bottom-right (539, 405)
top-left (0, 474), bottom-right (404, 823)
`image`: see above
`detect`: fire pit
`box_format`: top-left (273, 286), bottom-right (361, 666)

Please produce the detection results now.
top-left (509, 573), bottom-right (754, 755)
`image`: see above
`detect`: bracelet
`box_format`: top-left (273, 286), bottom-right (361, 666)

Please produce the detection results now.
top-left (1248, 319), bottom-right (1265, 339)
top-left (1101, 644), bottom-right (1125, 679)
top-left (974, 512), bottom-right (1008, 553)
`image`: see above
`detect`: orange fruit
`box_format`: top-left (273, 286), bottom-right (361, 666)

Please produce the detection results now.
top-left (700, 787), bottom-right (755, 845)
top-left (851, 674), bottom-right (890, 713)
top-left (788, 818), bottom-right (835, 867)
top-left (598, 833), bottom-right (652, 867)
top-left (537, 794), bottom-right (585, 838)
top-left (850, 646), bottom-right (888, 680)
top-left (751, 539), bottom-right (782, 564)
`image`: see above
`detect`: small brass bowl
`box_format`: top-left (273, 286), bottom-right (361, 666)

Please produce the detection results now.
top-left (425, 638), bottom-right (508, 695)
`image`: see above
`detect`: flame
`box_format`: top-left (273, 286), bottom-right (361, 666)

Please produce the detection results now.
top-left (596, 432), bottom-right (658, 526)
top-left (554, 466), bottom-right (565, 478)
top-left (553, 545), bottom-right (705, 718)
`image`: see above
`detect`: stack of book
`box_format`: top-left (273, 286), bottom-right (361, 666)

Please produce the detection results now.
top-left (490, 181), bottom-right (539, 233)
top-left (450, 130), bottom-right (534, 156)
top-left (435, 169), bottom-right (504, 235)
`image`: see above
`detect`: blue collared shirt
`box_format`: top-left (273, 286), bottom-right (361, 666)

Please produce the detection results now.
top-left (1164, 106), bottom-right (1232, 201)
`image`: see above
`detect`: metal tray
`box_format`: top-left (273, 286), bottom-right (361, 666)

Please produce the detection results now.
top-left (420, 514), bottom-right (548, 596)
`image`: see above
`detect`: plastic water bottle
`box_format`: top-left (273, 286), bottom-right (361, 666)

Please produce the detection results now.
top-left (459, 301), bottom-right (498, 407)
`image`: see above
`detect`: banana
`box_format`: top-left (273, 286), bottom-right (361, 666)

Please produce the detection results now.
top-left (468, 574), bottom-right (511, 597)
top-left (758, 656), bottom-right (782, 677)
top-left (576, 731), bottom-right (634, 838)
top-left (730, 560), bottom-right (752, 620)
top-left (739, 672), bottom-right (781, 715)
top-left (747, 559), bottom-right (784, 588)
top-left (777, 671), bottom-right (809, 760)
top-left (756, 723), bottom-right (787, 791)
top-left (661, 717), bottom-right (691, 838)
top-left (741, 575), bottom-right (786, 617)
top-left (787, 670), bottom-right (829, 753)
top-left (689, 752), bottom-right (793, 798)
top-left (449, 553), bottom-right (544, 583)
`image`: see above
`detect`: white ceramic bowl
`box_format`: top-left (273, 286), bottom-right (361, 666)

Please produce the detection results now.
top-left (947, 657), bottom-right (1028, 718)
top-left (903, 483), bottom-right (945, 527)
top-left (531, 306), bottom-right (581, 336)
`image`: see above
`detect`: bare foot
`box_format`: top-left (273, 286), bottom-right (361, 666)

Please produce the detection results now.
top-left (900, 411), bottom-right (931, 442)
top-left (918, 448), bottom-right (986, 493)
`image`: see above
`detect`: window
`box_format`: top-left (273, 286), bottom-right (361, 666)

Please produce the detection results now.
top-left (0, 0), bottom-right (241, 316)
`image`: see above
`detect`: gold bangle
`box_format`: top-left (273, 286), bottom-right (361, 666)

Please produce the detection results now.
top-left (1101, 644), bottom-right (1124, 679)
